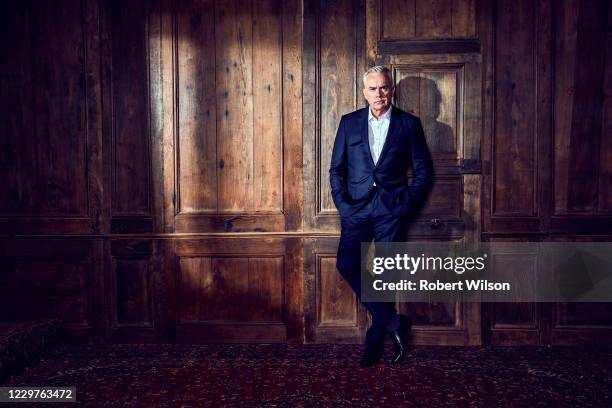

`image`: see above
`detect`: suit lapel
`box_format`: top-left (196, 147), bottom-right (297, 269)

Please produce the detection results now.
top-left (360, 108), bottom-right (376, 168)
top-left (374, 106), bottom-right (401, 169)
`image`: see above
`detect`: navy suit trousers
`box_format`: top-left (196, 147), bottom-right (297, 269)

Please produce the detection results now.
top-left (336, 186), bottom-right (408, 344)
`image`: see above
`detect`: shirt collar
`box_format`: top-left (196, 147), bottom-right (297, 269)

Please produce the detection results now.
top-left (368, 105), bottom-right (392, 122)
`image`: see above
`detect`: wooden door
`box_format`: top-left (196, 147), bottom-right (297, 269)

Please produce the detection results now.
top-left (302, 0), bottom-right (482, 345)
top-left (379, 52), bottom-right (483, 345)
top-left (153, 0), bottom-right (305, 343)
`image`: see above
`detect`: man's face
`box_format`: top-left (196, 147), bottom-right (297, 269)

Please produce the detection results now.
top-left (363, 72), bottom-right (394, 116)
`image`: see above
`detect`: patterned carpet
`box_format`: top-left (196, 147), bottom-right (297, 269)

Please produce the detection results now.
top-left (2, 344), bottom-right (611, 407)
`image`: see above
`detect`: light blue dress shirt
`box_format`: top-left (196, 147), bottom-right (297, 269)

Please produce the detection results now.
top-left (368, 106), bottom-right (391, 165)
top-left (368, 107), bottom-right (391, 187)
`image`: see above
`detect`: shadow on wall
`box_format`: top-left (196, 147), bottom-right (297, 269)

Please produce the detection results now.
top-left (395, 75), bottom-right (455, 154)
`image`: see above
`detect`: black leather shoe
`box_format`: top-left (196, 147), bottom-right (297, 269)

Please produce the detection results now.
top-left (360, 342), bottom-right (383, 367)
top-left (390, 315), bottom-right (412, 364)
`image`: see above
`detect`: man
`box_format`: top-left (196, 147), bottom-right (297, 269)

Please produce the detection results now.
top-left (329, 66), bottom-right (433, 367)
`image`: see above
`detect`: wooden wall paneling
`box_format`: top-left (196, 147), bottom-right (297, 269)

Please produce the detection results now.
top-left (599, 5), bottom-right (612, 215)
top-left (397, 302), bottom-right (475, 346)
top-left (461, 33), bottom-right (483, 341)
top-left (0, 1), bottom-right (34, 220)
top-left (0, 239), bottom-right (105, 340)
top-left (319, 256), bottom-right (357, 328)
top-left (283, 237), bottom-right (305, 342)
top-left (303, 0), bottom-right (365, 231)
top-left (380, 52), bottom-right (481, 240)
top-left (108, 0), bottom-right (152, 234)
top-left (481, 1), bottom-right (551, 345)
top-left (0, 0), bottom-right (103, 235)
top-left (551, 0), bottom-right (612, 234)
top-left (552, 0), bottom-right (578, 217)
top-left (252, 0), bottom-right (282, 212)
top-left (150, 0), bottom-right (177, 233)
top-left (110, 240), bottom-right (156, 342)
top-left (282, 0), bottom-right (304, 232)
top-left (536, 0), bottom-right (553, 237)
top-left (463, 174), bottom-right (482, 344)
top-left (484, 0), bottom-right (553, 234)
top-left (302, 0), bottom-right (318, 231)
top-left (415, 0), bottom-right (452, 39)
top-left (99, 0), bottom-right (113, 236)
top-left (480, 0), bottom-right (494, 236)
top-left (215, 0), bottom-right (254, 212)
top-left (492, 0), bottom-right (536, 218)
top-left (379, 0), bottom-right (476, 41)
top-left (451, 0), bottom-right (476, 38)
top-left (85, 0), bottom-right (106, 236)
top-left (304, 237), bottom-right (368, 343)
top-left (381, 0), bottom-right (416, 40)
top-left (373, 4), bottom-right (483, 344)
top-left (152, 0), bottom-right (178, 234)
top-left (159, 238), bottom-right (177, 339)
top-left (553, 0), bottom-right (607, 214)
top-left (173, 0), bottom-right (290, 233)
top-left (548, 236), bottom-right (612, 346)
top-left (176, 0), bottom-right (218, 216)
top-left (148, 0), bottom-right (164, 233)
top-left (392, 244), bottom-right (479, 346)
top-left (13, 1), bottom-right (90, 216)
top-left (178, 254), bottom-right (283, 323)
top-left (306, 238), bottom-right (479, 345)
top-left (173, 237), bottom-right (291, 342)
top-left (90, 239), bottom-right (107, 340)
top-left (481, 238), bottom-right (542, 346)
top-left (317, 0), bottom-right (360, 221)
top-left (366, 0), bottom-right (378, 66)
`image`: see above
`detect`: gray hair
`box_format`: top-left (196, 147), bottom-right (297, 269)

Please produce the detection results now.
top-left (362, 66), bottom-right (394, 87)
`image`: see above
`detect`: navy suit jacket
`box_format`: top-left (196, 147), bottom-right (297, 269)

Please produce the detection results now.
top-left (329, 105), bottom-right (433, 218)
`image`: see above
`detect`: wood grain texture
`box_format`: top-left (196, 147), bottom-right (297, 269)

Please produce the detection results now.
top-left (173, 237), bottom-right (291, 341)
top-left (380, 0), bottom-right (476, 40)
top-left (215, 0), bottom-right (254, 211)
top-left (1, 0), bottom-right (610, 347)
top-left (554, 0), bottom-right (608, 214)
top-left (253, 0), bottom-right (282, 211)
top-left (304, 238), bottom-right (367, 343)
top-left (600, 5), bottom-right (612, 214)
top-left (420, 70), bottom-right (457, 154)
top-left (416, 0), bottom-right (452, 38)
top-left (176, 0), bottom-right (218, 213)
top-left (161, 0), bottom-right (176, 232)
top-left (493, 0), bottom-right (535, 216)
top-left (452, 0), bottom-right (476, 38)
top-left (281, 0), bottom-right (304, 232)
top-left (388, 52), bottom-right (482, 171)
top-left (148, 0), bottom-right (165, 234)
top-left (110, 0), bottom-right (151, 217)
top-left (172, 0), bottom-right (287, 232)
top-left (398, 302), bottom-right (456, 327)
top-left (0, 239), bottom-right (105, 340)
top-left (0, 0), bottom-right (88, 216)
top-left (319, 0), bottom-right (358, 215)
top-left (247, 257), bottom-right (283, 321)
top-left (176, 253), bottom-right (285, 341)
top-left (2, 260), bottom-right (89, 325)
top-left (381, 0), bottom-right (416, 39)
top-left (417, 176), bottom-right (463, 219)
top-left (318, 257), bottom-right (357, 326)
top-left (114, 258), bottom-right (152, 326)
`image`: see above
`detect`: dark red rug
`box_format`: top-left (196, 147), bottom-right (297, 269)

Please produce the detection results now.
top-left (3, 344), bottom-right (611, 407)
